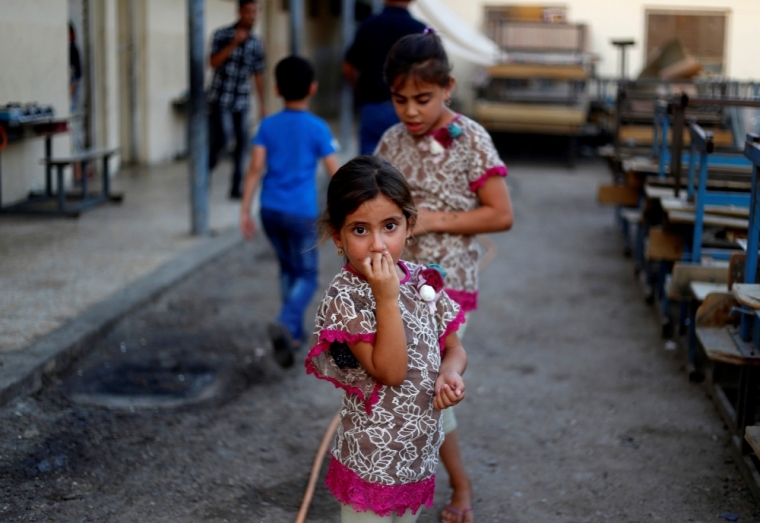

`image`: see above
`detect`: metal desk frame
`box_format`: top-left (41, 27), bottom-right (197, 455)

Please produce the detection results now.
top-left (0, 118), bottom-right (68, 209)
top-left (0, 118), bottom-right (121, 217)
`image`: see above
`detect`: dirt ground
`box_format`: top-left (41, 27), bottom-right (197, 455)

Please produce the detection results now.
top-left (1, 159), bottom-right (759, 523)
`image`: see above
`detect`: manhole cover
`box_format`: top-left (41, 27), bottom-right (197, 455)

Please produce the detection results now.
top-left (65, 356), bottom-right (230, 409)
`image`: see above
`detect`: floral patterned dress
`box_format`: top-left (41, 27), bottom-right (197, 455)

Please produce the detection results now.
top-left (375, 114), bottom-right (507, 312)
top-left (305, 261), bottom-right (464, 516)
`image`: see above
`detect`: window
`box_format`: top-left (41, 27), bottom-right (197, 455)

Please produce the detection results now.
top-left (645, 9), bottom-right (727, 74)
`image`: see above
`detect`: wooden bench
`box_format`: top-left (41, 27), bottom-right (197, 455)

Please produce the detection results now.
top-left (745, 426), bottom-right (760, 457)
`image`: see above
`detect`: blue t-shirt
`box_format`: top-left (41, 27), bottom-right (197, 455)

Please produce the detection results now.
top-left (253, 109), bottom-right (337, 218)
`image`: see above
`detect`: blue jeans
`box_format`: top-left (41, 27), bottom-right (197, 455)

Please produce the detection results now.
top-left (260, 208), bottom-right (319, 341)
top-left (359, 101), bottom-right (400, 155)
top-left (208, 103), bottom-right (249, 194)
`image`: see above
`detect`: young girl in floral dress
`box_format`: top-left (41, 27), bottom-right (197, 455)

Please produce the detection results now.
top-left (305, 155), bottom-right (468, 522)
top-left (375, 30), bottom-right (514, 523)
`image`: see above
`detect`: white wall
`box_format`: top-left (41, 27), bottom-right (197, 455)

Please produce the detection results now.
top-left (92, 0), bottom-right (121, 175)
top-left (143, 0), bottom-right (191, 163)
top-left (136, 0), bottom-right (262, 164)
top-left (0, 1), bottom-right (70, 205)
top-left (438, 0), bottom-right (760, 79)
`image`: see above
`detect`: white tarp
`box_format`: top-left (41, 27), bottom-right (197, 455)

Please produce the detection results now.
top-left (409, 0), bottom-right (501, 66)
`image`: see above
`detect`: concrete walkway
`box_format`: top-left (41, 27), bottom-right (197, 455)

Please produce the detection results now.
top-left (0, 160), bottom-right (255, 404)
top-left (0, 160), bottom-right (242, 356)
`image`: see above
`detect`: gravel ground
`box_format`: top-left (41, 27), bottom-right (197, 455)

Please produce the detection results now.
top-left (1, 159), bottom-right (759, 523)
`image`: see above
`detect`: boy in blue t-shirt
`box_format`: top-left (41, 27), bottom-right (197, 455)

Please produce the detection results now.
top-left (240, 55), bottom-right (339, 368)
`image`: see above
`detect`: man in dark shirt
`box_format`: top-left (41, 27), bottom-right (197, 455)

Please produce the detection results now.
top-left (208, 0), bottom-right (266, 199)
top-left (342, 0), bottom-right (425, 155)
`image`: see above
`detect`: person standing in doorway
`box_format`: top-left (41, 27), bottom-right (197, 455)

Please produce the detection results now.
top-left (69, 22), bottom-right (85, 183)
top-left (208, 0), bottom-right (266, 199)
top-left (342, 0), bottom-right (425, 155)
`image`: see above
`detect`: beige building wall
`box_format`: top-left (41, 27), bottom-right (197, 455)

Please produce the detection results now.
top-left (92, 0), bottom-right (121, 176)
top-left (438, 0), bottom-right (760, 79)
top-left (258, 0), bottom-right (345, 118)
top-left (0, 0), bottom-right (343, 196)
top-left (144, 0), bottom-right (193, 164)
top-left (0, 0), bottom-right (70, 206)
top-left (138, 0), bottom-right (246, 164)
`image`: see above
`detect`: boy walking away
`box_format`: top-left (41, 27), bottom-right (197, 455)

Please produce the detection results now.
top-left (240, 56), bottom-right (340, 368)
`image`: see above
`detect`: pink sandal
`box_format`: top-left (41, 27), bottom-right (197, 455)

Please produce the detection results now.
top-left (440, 504), bottom-right (473, 523)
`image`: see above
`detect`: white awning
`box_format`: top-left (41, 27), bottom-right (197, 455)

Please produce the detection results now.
top-left (409, 0), bottom-right (501, 66)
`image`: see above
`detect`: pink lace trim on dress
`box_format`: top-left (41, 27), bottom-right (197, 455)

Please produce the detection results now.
top-left (304, 330), bottom-right (382, 414)
top-left (469, 165), bottom-right (508, 192)
top-left (325, 457), bottom-right (435, 517)
top-left (445, 288), bottom-right (478, 312)
top-left (439, 308), bottom-right (466, 353)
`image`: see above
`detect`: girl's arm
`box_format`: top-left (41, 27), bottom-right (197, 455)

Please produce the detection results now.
top-left (413, 176), bottom-right (513, 236)
top-left (348, 252), bottom-right (408, 386)
top-left (434, 332), bottom-right (467, 410)
top-left (240, 145), bottom-right (266, 240)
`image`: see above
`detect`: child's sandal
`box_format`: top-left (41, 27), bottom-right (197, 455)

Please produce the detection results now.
top-left (440, 504), bottom-right (473, 523)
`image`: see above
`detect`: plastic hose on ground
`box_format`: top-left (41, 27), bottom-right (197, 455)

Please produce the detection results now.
top-left (294, 413), bottom-right (341, 523)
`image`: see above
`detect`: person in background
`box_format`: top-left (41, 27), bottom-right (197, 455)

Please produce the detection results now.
top-left (69, 22), bottom-right (84, 183)
top-left (239, 56), bottom-right (339, 368)
top-left (342, 0), bottom-right (425, 155)
top-left (69, 22), bottom-right (82, 112)
top-left (208, 0), bottom-right (266, 199)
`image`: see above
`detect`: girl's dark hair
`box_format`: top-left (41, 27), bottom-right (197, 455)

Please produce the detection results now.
top-left (384, 31), bottom-right (452, 90)
top-left (320, 155), bottom-right (417, 239)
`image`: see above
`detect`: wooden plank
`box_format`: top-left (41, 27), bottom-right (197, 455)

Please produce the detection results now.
top-left (620, 208), bottom-right (642, 224)
top-left (474, 101), bottom-right (587, 126)
top-left (624, 157), bottom-right (660, 175)
top-left (647, 178), bottom-right (752, 191)
top-left (666, 210), bottom-right (748, 230)
top-left (669, 261), bottom-right (729, 300)
top-left (486, 63), bottom-right (589, 80)
top-left (691, 281), bottom-right (729, 301)
top-left (619, 125), bottom-right (734, 147)
top-left (478, 121), bottom-right (582, 135)
top-left (646, 227), bottom-right (684, 261)
top-left (697, 326), bottom-right (760, 366)
top-left (696, 293), bottom-right (739, 328)
top-left (730, 252), bottom-right (746, 290)
top-left (598, 144), bottom-right (615, 158)
top-left (598, 185), bottom-right (639, 207)
top-left (746, 426), bottom-right (760, 458)
top-left (660, 197), bottom-right (750, 218)
top-left (733, 284), bottom-right (760, 309)
top-left (727, 249), bottom-right (760, 287)
top-left (645, 185), bottom-right (683, 200)
top-left (41, 147), bottom-right (120, 165)
top-left (625, 170), bottom-right (644, 189)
